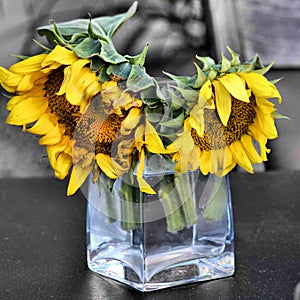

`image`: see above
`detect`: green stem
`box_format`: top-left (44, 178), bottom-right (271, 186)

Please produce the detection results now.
top-left (101, 174), bottom-right (118, 223)
top-left (174, 172), bottom-right (197, 227)
top-left (159, 175), bottom-right (186, 233)
top-left (120, 179), bottom-right (136, 231)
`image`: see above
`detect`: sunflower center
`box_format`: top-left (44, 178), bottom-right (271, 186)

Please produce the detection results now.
top-left (191, 94), bottom-right (257, 150)
top-left (95, 114), bottom-right (125, 155)
top-left (44, 67), bottom-right (81, 137)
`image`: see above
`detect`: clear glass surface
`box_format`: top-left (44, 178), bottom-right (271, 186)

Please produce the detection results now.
top-left (86, 169), bottom-right (234, 292)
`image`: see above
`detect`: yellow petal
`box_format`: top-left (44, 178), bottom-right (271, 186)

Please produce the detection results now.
top-left (256, 97), bottom-right (276, 114)
top-left (168, 130), bottom-right (196, 173)
top-left (239, 72), bottom-right (282, 103)
top-left (41, 45), bottom-right (78, 68)
top-left (6, 95), bottom-right (25, 111)
top-left (0, 67), bottom-right (17, 92)
top-left (199, 80), bottom-right (212, 100)
top-left (27, 113), bottom-right (57, 135)
top-left (6, 97), bottom-right (48, 125)
top-left (213, 80), bottom-right (232, 126)
top-left (54, 153), bottom-right (72, 179)
top-left (217, 73), bottom-right (249, 102)
top-left (255, 108), bottom-right (278, 138)
top-left (247, 122), bottom-right (270, 161)
top-left (2, 72), bottom-right (23, 92)
top-left (39, 124), bottom-right (63, 145)
top-left (222, 146), bottom-right (236, 176)
top-left (240, 134), bottom-right (263, 164)
top-left (67, 164), bottom-right (93, 196)
top-left (121, 107), bottom-right (142, 135)
top-left (229, 140), bottom-right (253, 173)
top-left (9, 54), bottom-right (47, 74)
top-left (96, 153), bottom-right (127, 179)
top-left (47, 138), bottom-right (71, 168)
top-left (57, 59), bottom-right (89, 100)
top-left (65, 67), bottom-right (99, 106)
top-left (145, 120), bottom-right (170, 154)
top-left (199, 150), bottom-right (211, 175)
top-left (136, 148), bottom-right (156, 194)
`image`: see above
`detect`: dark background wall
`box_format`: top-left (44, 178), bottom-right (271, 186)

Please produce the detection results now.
top-left (0, 0), bottom-right (299, 178)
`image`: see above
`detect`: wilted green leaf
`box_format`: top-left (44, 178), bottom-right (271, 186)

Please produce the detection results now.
top-left (127, 65), bottom-right (155, 93)
top-left (99, 40), bottom-right (128, 64)
top-left (106, 62), bottom-right (132, 80)
top-left (98, 65), bottom-right (111, 82)
top-left (124, 44), bottom-right (149, 67)
top-left (226, 46), bottom-right (241, 66)
top-left (73, 37), bottom-right (101, 58)
top-left (145, 103), bottom-right (164, 123)
top-left (160, 111), bottom-right (184, 128)
top-left (169, 90), bottom-right (186, 110)
top-left (272, 111), bottom-right (290, 120)
top-left (193, 62), bottom-right (207, 89)
top-left (91, 56), bottom-right (105, 72)
top-left (195, 56), bottom-right (215, 71)
top-left (220, 53), bottom-right (231, 72)
top-left (92, 1), bottom-right (138, 38)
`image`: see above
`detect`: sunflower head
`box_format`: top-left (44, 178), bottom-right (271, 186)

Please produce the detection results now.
top-left (165, 47), bottom-right (285, 176)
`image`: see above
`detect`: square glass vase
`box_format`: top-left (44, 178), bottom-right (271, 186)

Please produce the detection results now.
top-left (86, 167), bottom-right (234, 292)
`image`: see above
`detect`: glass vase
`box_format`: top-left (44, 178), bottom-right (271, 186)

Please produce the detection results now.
top-left (86, 159), bottom-right (234, 292)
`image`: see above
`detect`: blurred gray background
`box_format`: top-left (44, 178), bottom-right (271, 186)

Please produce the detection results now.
top-left (0, 0), bottom-right (299, 178)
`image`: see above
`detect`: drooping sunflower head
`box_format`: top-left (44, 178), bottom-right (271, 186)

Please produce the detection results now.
top-left (0, 45), bottom-right (102, 181)
top-left (166, 47), bottom-right (284, 176)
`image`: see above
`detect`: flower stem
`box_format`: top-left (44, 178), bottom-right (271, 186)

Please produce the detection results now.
top-left (119, 175), bottom-right (141, 231)
top-left (101, 174), bottom-right (118, 223)
top-left (174, 172), bottom-right (197, 227)
top-left (159, 175), bottom-right (186, 233)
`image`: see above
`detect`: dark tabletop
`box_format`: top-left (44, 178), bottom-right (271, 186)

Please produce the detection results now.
top-left (0, 171), bottom-right (299, 300)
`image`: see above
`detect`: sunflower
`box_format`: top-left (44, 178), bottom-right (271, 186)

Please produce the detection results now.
top-left (167, 50), bottom-right (282, 176)
top-left (68, 81), bottom-right (168, 195)
top-left (0, 45), bottom-right (102, 181)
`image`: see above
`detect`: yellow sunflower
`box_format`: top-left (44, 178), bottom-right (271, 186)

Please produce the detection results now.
top-left (167, 53), bottom-right (282, 176)
top-left (0, 45), bottom-right (102, 181)
top-left (69, 81), bottom-right (168, 195)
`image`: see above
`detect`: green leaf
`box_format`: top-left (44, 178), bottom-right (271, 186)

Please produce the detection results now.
top-left (254, 61), bottom-right (274, 75)
top-left (193, 62), bottom-right (207, 89)
top-left (126, 65), bottom-right (155, 93)
top-left (270, 77), bottom-right (283, 85)
top-left (99, 40), bottom-right (128, 64)
top-left (172, 86), bottom-right (198, 104)
top-left (88, 18), bottom-right (107, 40)
top-left (124, 44), bottom-right (149, 66)
top-left (37, 2), bottom-right (137, 43)
top-left (106, 62), bottom-right (132, 80)
top-left (272, 111), bottom-right (290, 120)
top-left (220, 53), bottom-right (231, 72)
top-left (160, 111), bottom-right (185, 128)
top-left (68, 33), bottom-right (88, 44)
top-left (226, 46), bottom-right (241, 66)
top-left (163, 71), bottom-right (193, 88)
top-left (195, 56), bottom-right (215, 71)
top-left (91, 56), bottom-right (105, 72)
top-left (38, 19), bottom-right (92, 43)
top-left (238, 63), bottom-right (255, 73)
top-left (207, 69), bottom-right (218, 81)
top-left (92, 1), bottom-right (138, 38)
top-left (72, 37), bottom-right (101, 58)
top-left (140, 80), bottom-right (165, 106)
top-left (98, 66), bottom-right (111, 82)
top-left (145, 103), bottom-right (164, 123)
top-left (169, 90), bottom-right (186, 110)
